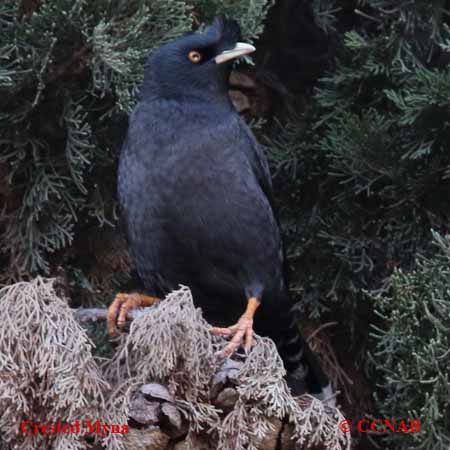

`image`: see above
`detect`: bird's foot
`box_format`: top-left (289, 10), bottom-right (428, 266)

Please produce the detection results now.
top-left (210, 297), bottom-right (260, 357)
top-left (107, 293), bottom-right (160, 336)
top-left (211, 315), bottom-right (255, 357)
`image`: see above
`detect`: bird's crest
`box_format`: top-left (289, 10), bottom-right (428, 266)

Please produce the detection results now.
top-left (206, 15), bottom-right (242, 49)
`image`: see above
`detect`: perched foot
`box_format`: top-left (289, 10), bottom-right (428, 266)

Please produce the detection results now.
top-left (210, 297), bottom-right (260, 357)
top-left (107, 293), bottom-right (160, 336)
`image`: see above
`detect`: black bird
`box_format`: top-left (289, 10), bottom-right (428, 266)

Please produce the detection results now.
top-left (108, 17), bottom-right (332, 400)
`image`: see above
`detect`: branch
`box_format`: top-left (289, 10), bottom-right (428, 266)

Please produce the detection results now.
top-left (17, 0), bottom-right (41, 21)
top-left (47, 46), bottom-right (92, 84)
top-left (73, 306), bottom-right (148, 323)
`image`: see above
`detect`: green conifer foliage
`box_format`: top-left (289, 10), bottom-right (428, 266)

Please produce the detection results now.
top-left (267, 1), bottom-right (450, 317)
top-left (370, 231), bottom-right (450, 450)
top-left (265, 2), bottom-right (450, 448)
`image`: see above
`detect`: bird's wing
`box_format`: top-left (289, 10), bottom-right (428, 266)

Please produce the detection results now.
top-left (117, 135), bottom-right (131, 241)
top-left (238, 119), bottom-right (276, 212)
top-left (238, 118), bottom-right (292, 288)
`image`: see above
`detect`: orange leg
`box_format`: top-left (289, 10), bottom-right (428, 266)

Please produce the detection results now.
top-left (107, 293), bottom-right (160, 336)
top-left (210, 297), bottom-right (260, 357)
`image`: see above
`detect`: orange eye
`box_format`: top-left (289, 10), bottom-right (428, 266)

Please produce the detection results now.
top-left (188, 50), bottom-right (202, 64)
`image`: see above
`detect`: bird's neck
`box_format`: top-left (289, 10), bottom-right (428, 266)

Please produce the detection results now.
top-left (141, 73), bottom-right (233, 110)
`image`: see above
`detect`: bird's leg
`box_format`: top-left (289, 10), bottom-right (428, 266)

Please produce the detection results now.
top-left (107, 293), bottom-right (160, 336)
top-left (210, 297), bottom-right (260, 357)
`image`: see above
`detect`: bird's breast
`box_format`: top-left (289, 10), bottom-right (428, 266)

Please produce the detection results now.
top-left (119, 100), bottom-right (282, 307)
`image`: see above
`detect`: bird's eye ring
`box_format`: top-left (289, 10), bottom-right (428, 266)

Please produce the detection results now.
top-left (188, 50), bottom-right (202, 64)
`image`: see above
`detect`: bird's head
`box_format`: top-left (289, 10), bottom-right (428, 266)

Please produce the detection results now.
top-left (142, 16), bottom-right (255, 103)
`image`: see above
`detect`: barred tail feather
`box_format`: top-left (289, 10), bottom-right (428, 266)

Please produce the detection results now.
top-left (276, 308), bottom-right (335, 404)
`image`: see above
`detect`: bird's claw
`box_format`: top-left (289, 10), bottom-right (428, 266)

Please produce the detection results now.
top-left (107, 293), bottom-right (142, 336)
top-left (210, 315), bottom-right (255, 358)
top-left (107, 293), bottom-right (160, 337)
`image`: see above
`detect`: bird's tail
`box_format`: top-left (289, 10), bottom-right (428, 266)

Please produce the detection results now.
top-left (270, 305), bottom-right (334, 403)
